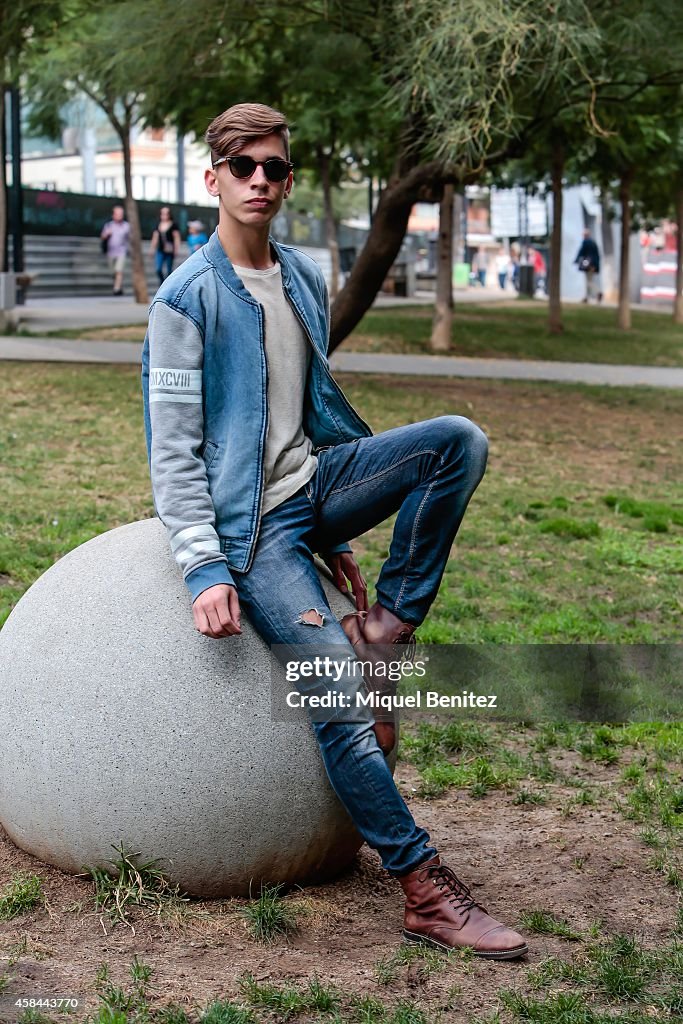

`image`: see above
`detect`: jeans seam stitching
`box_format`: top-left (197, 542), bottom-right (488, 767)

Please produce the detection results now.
top-left (395, 451), bottom-right (445, 612)
top-left (323, 448), bottom-right (442, 498)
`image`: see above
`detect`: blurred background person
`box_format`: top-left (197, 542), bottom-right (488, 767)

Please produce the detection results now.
top-left (187, 219), bottom-right (209, 254)
top-left (100, 204), bottom-right (130, 296)
top-left (530, 247), bottom-right (547, 295)
top-left (150, 206), bottom-right (181, 284)
top-left (495, 246), bottom-right (510, 290)
top-left (574, 229), bottom-right (602, 303)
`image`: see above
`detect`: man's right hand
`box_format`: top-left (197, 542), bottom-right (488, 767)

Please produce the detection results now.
top-left (192, 584), bottom-right (242, 638)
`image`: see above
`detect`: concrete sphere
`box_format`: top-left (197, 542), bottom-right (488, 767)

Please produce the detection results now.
top-left (0, 518), bottom-right (371, 897)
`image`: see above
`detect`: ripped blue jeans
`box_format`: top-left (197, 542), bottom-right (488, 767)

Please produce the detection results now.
top-left (233, 415), bottom-right (488, 876)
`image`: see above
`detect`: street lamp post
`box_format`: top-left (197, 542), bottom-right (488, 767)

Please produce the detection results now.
top-left (9, 84), bottom-right (24, 303)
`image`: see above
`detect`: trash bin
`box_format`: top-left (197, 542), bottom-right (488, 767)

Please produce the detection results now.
top-left (518, 263), bottom-right (535, 297)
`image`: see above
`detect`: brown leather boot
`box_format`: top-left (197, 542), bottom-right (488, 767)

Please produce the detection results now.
top-left (340, 604), bottom-right (416, 756)
top-left (399, 856), bottom-right (528, 960)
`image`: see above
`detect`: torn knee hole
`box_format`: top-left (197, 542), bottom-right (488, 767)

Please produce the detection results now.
top-left (296, 608), bottom-right (326, 627)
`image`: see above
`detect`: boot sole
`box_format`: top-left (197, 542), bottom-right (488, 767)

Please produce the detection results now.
top-left (403, 929), bottom-right (528, 960)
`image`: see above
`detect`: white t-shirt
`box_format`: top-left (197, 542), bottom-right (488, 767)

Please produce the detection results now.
top-left (233, 262), bottom-right (318, 515)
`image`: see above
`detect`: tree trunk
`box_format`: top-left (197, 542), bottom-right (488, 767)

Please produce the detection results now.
top-left (120, 129), bottom-right (149, 305)
top-left (0, 87), bottom-right (6, 274)
top-left (600, 190), bottom-right (617, 303)
top-left (548, 139), bottom-right (564, 335)
top-left (431, 183), bottom-right (454, 351)
top-left (318, 148), bottom-right (340, 299)
top-left (330, 158), bottom-right (445, 352)
top-left (674, 184), bottom-right (683, 324)
top-left (617, 168), bottom-right (634, 331)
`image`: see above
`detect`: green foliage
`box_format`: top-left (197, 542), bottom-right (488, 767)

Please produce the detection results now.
top-left (0, 872), bottom-right (43, 920)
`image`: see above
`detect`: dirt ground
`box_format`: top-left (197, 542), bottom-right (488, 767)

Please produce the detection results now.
top-left (0, 745), bottom-right (677, 1022)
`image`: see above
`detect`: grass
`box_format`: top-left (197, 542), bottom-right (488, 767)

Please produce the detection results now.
top-left (85, 842), bottom-right (188, 928)
top-left (19, 960), bottom-right (440, 1024)
top-left (1, 365), bottom-right (681, 644)
top-left (504, 932), bottom-right (683, 1019)
top-left (241, 883), bottom-right (300, 942)
top-left (239, 973), bottom-right (340, 1016)
top-left (0, 872), bottom-right (43, 920)
top-left (374, 944), bottom-right (467, 985)
top-left (346, 302), bottom-right (683, 366)
top-left (519, 910), bottom-right (583, 941)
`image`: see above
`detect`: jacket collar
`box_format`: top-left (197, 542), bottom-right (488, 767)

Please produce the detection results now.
top-left (205, 229), bottom-right (291, 299)
top-left (204, 229), bottom-right (321, 352)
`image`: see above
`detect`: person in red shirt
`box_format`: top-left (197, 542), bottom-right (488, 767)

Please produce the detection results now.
top-left (530, 248), bottom-right (547, 295)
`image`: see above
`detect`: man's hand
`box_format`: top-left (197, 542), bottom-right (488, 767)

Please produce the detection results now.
top-left (322, 551), bottom-right (369, 612)
top-left (193, 584), bottom-right (242, 638)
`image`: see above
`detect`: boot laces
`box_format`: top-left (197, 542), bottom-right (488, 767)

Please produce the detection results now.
top-left (424, 864), bottom-right (481, 912)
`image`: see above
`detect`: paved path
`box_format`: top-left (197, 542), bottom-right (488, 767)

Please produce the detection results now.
top-left (329, 352), bottom-right (683, 389)
top-left (1, 334), bottom-right (681, 388)
top-left (8, 289), bottom-right (511, 335)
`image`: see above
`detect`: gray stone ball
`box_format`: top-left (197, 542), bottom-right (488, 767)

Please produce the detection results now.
top-left (0, 518), bottom-right (371, 897)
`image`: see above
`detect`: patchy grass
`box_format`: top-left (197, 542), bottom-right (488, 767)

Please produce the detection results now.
top-left (0, 872), bottom-right (43, 920)
top-left (374, 944), bottom-right (467, 985)
top-left (241, 884), bottom-right (300, 943)
top-left (0, 722), bottom-right (680, 1023)
top-left (346, 302), bottom-right (683, 366)
top-left (519, 910), bottom-right (583, 941)
top-left (239, 972), bottom-right (340, 1014)
top-left (85, 843), bottom-right (188, 929)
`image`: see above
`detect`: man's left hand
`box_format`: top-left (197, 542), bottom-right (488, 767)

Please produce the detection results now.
top-left (322, 551), bottom-right (369, 612)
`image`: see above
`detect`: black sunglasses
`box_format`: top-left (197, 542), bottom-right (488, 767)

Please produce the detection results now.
top-left (212, 155), bottom-right (293, 182)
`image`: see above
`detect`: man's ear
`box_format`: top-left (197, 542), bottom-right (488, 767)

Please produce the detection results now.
top-left (284, 170), bottom-right (294, 200)
top-left (205, 167), bottom-right (219, 198)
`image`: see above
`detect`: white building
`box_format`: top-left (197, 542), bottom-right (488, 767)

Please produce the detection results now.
top-left (21, 98), bottom-right (216, 206)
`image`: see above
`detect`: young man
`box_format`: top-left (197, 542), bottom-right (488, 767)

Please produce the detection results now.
top-left (141, 103), bottom-right (528, 960)
top-left (574, 229), bottom-right (602, 304)
top-left (100, 204), bottom-right (130, 295)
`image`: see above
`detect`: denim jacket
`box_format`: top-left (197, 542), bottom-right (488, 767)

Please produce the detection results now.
top-left (141, 230), bottom-right (372, 602)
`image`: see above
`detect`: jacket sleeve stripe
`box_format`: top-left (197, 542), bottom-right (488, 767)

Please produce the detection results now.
top-left (150, 393), bottom-right (203, 404)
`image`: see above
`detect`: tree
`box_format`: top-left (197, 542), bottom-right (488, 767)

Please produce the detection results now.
top-left (107, 0), bottom-right (606, 347)
top-left (430, 184), bottom-right (454, 351)
top-left (329, 0), bottom-right (608, 349)
top-left (628, 94), bottom-right (683, 324)
top-left (272, 26), bottom-right (396, 299)
top-left (49, 0), bottom-right (683, 342)
top-left (25, 2), bottom-right (150, 302)
top-left (574, 103), bottom-right (678, 330)
top-left (0, 1), bottom-right (66, 289)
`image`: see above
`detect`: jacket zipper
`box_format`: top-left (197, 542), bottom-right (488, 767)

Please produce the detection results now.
top-left (247, 301), bottom-right (269, 570)
top-left (282, 286), bottom-right (373, 437)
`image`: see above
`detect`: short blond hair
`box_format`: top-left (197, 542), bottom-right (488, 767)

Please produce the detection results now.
top-left (205, 103), bottom-right (290, 164)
